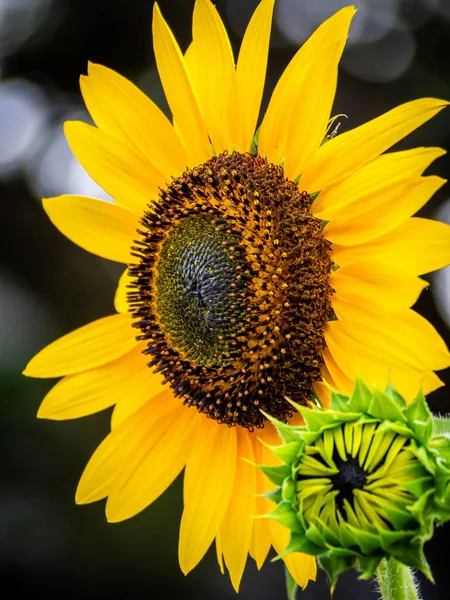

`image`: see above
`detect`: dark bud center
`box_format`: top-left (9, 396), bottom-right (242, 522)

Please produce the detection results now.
top-left (331, 457), bottom-right (367, 509)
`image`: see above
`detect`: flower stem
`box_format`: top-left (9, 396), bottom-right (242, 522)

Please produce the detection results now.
top-left (376, 558), bottom-right (422, 600)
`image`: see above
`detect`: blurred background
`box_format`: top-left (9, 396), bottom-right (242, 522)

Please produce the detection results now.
top-left (1, 0), bottom-right (450, 598)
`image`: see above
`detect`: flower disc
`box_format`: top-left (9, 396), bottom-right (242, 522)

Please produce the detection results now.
top-left (129, 152), bottom-right (334, 428)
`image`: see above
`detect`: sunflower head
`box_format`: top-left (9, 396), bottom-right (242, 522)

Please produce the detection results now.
top-left (128, 151), bottom-right (334, 429)
top-left (260, 380), bottom-right (450, 587)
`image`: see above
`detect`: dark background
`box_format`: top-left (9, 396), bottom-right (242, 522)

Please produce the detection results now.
top-left (1, 0), bottom-right (450, 598)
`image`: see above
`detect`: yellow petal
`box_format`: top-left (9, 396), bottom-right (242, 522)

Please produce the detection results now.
top-left (283, 41), bottom-right (343, 180)
top-left (300, 98), bottom-right (449, 193)
top-left (248, 430), bottom-right (273, 569)
top-left (233, 0), bottom-right (275, 152)
top-left (114, 268), bottom-right (132, 314)
top-left (37, 344), bottom-right (159, 420)
top-left (389, 365), bottom-right (444, 402)
top-left (324, 175), bottom-right (445, 245)
top-left (332, 217), bottom-right (450, 276)
top-left (325, 318), bottom-right (445, 397)
top-left (24, 313), bottom-right (136, 378)
top-left (64, 121), bottom-right (161, 216)
top-left (313, 147), bottom-right (446, 219)
top-left (219, 429), bottom-right (256, 592)
top-left (330, 259), bottom-right (428, 312)
top-left (325, 321), bottom-right (392, 390)
top-left (270, 519), bottom-right (317, 588)
top-left (313, 381), bottom-right (332, 409)
top-left (258, 6), bottom-right (355, 164)
top-left (179, 418), bottom-right (237, 574)
top-left (321, 347), bottom-right (355, 395)
top-left (81, 63), bottom-right (187, 177)
top-left (42, 195), bottom-right (137, 263)
top-left (189, 0), bottom-right (235, 153)
top-left (331, 297), bottom-right (450, 372)
top-left (76, 399), bottom-right (145, 504)
top-left (152, 3), bottom-right (211, 166)
top-left (106, 399), bottom-right (199, 522)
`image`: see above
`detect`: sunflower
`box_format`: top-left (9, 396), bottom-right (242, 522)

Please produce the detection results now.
top-left (24, 0), bottom-right (450, 592)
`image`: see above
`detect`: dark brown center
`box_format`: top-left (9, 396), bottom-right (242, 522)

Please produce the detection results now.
top-left (128, 151), bottom-right (334, 429)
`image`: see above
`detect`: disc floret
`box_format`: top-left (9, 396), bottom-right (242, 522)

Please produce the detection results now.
top-left (260, 379), bottom-right (450, 586)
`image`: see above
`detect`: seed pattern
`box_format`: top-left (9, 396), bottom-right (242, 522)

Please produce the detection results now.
top-left (128, 152), bottom-right (334, 428)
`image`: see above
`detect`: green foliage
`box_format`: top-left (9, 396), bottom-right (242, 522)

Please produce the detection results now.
top-left (260, 378), bottom-right (450, 588)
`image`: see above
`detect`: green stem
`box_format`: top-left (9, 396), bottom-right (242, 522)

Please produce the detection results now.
top-left (376, 558), bottom-right (422, 600)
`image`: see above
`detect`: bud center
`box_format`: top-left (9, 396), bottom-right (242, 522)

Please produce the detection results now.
top-left (331, 457), bottom-right (367, 509)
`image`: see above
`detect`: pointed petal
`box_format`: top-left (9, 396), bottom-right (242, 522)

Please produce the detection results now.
top-left (24, 314), bottom-right (136, 378)
top-left (270, 519), bottom-right (317, 589)
top-left (313, 147), bottom-right (446, 219)
top-left (76, 401), bottom-right (144, 504)
top-left (37, 344), bottom-right (160, 420)
top-left (111, 381), bottom-right (163, 430)
top-left (42, 195), bottom-right (137, 262)
top-left (81, 63), bottom-right (187, 177)
top-left (219, 429), bottom-right (256, 591)
top-left (331, 297), bottom-right (450, 372)
top-left (325, 319), bottom-right (445, 398)
top-left (390, 365), bottom-right (444, 402)
top-left (234, 0), bottom-right (275, 152)
top-left (330, 259), bottom-right (428, 312)
top-left (332, 217), bottom-right (450, 276)
top-left (258, 6), bottom-right (355, 164)
top-left (300, 98), bottom-right (449, 193)
top-left (179, 418), bottom-right (237, 574)
top-left (324, 175), bottom-right (445, 245)
top-left (322, 347), bottom-right (355, 396)
top-left (283, 41), bottom-right (343, 180)
top-left (189, 0), bottom-right (235, 153)
top-left (114, 268), bottom-right (132, 314)
top-left (106, 401), bottom-right (199, 522)
top-left (64, 121), bottom-right (161, 216)
top-left (152, 3), bottom-right (211, 166)
top-left (76, 389), bottom-right (173, 504)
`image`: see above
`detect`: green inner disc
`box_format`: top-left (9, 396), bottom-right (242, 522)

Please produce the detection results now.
top-left (154, 214), bottom-right (248, 367)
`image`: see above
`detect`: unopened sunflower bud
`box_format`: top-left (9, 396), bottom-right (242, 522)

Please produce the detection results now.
top-left (260, 379), bottom-right (450, 587)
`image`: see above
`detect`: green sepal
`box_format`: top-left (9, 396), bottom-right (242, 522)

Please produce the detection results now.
top-left (345, 524), bottom-right (381, 555)
top-left (358, 555), bottom-right (383, 579)
top-left (258, 463), bottom-right (291, 486)
top-left (319, 552), bottom-right (357, 591)
top-left (368, 389), bottom-right (407, 423)
top-left (329, 388), bottom-right (352, 411)
top-left (271, 441), bottom-right (303, 465)
top-left (298, 405), bottom-right (359, 432)
top-left (269, 501), bottom-right (304, 533)
top-left (384, 380), bottom-right (407, 407)
top-left (405, 390), bottom-right (433, 444)
top-left (378, 529), bottom-right (415, 552)
top-left (281, 531), bottom-right (324, 557)
top-left (281, 477), bottom-right (297, 503)
top-left (260, 410), bottom-right (304, 444)
top-left (375, 420), bottom-right (414, 438)
top-left (389, 540), bottom-right (432, 581)
top-left (348, 377), bottom-right (373, 413)
top-left (264, 487), bottom-right (282, 504)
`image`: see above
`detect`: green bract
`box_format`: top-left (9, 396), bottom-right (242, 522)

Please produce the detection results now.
top-left (260, 380), bottom-right (450, 587)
